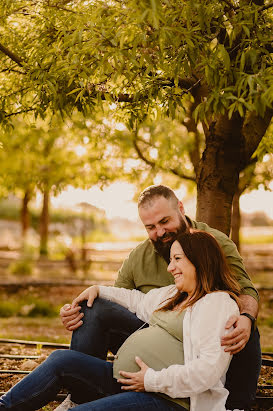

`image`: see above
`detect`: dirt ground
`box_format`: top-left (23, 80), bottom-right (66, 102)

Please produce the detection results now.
top-left (0, 284), bottom-right (272, 410)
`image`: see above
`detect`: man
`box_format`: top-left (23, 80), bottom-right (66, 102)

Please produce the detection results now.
top-left (60, 185), bottom-right (261, 411)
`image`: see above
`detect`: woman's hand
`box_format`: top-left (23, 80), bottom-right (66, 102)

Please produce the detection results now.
top-left (118, 357), bottom-right (149, 392)
top-left (71, 285), bottom-right (100, 308)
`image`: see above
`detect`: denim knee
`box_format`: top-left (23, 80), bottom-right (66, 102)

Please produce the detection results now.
top-left (46, 349), bottom-right (72, 371)
top-left (79, 298), bottom-right (106, 322)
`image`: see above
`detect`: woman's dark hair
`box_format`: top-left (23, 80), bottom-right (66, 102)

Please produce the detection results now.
top-left (160, 230), bottom-right (241, 311)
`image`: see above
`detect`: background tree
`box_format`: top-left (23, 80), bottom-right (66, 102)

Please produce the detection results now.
top-left (231, 154), bottom-right (273, 250)
top-left (0, 120), bottom-right (38, 246)
top-left (0, 114), bottom-right (122, 255)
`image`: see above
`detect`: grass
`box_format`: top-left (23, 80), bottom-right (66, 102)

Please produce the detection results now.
top-left (0, 297), bottom-right (59, 318)
top-left (8, 259), bottom-right (34, 276)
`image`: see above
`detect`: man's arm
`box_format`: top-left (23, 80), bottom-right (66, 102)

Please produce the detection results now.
top-left (212, 233), bottom-right (259, 354)
top-left (240, 293), bottom-right (259, 318)
top-left (114, 254), bottom-right (135, 289)
top-left (221, 294), bottom-right (258, 355)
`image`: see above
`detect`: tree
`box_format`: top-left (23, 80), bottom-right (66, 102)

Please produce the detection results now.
top-left (0, 114), bottom-right (120, 255)
top-left (0, 120), bottom-right (38, 245)
top-left (231, 154), bottom-right (273, 250)
top-left (0, 0), bottom-right (273, 234)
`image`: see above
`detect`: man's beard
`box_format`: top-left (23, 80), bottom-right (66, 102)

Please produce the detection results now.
top-left (152, 215), bottom-right (188, 263)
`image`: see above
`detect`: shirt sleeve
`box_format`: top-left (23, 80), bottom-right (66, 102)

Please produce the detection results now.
top-left (192, 221), bottom-right (259, 302)
top-left (222, 243), bottom-right (259, 302)
top-left (209, 228), bottom-right (259, 302)
top-left (114, 254), bottom-right (136, 290)
top-left (98, 285), bottom-right (176, 323)
top-left (144, 293), bottom-right (239, 397)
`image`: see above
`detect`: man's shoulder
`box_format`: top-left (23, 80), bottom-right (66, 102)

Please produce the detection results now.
top-left (190, 219), bottom-right (231, 244)
top-left (129, 238), bottom-right (154, 256)
top-left (190, 218), bottom-right (242, 258)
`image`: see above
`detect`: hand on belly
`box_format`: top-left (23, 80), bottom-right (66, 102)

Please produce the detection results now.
top-left (117, 356), bottom-right (149, 392)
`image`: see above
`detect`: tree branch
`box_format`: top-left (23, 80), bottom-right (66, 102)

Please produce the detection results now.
top-left (242, 108), bottom-right (273, 163)
top-left (47, 4), bottom-right (80, 14)
top-left (259, 1), bottom-right (273, 11)
top-left (4, 108), bottom-right (35, 118)
top-left (0, 43), bottom-right (24, 67)
top-left (0, 67), bottom-right (25, 75)
top-left (87, 77), bottom-right (201, 103)
top-left (133, 132), bottom-right (195, 182)
top-left (132, 135), bottom-right (156, 168)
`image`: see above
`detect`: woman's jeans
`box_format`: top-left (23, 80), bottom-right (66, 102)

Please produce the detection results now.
top-left (0, 350), bottom-right (185, 411)
top-left (71, 298), bottom-right (262, 410)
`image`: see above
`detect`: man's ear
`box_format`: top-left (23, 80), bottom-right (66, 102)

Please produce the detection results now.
top-left (178, 201), bottom-right (185, 214)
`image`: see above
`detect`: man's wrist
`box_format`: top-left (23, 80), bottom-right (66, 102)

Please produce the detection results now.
top-left (240, 312), bottom-right (256, 333)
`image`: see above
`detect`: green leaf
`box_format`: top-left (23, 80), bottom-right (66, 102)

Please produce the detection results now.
top-left (242, 25), bottom-right (250, 38)
top-left (240, 52), bottom-right (245, 72)
top-left (238, 103), bottom-right (244, 117)
top-left (218, 44), bottom-right (230, 70)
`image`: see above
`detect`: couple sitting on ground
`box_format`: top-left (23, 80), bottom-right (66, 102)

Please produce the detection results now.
top-left (0, 185), bottom-right (261, 411)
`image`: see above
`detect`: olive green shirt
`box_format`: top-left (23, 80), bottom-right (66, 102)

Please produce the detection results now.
top-left (114, 217), bottom-right (258, 302)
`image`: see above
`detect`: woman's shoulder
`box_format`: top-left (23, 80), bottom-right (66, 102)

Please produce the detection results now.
top-left (191, 292), bottom-right (239, 321)
top-left (146, 284), bottom-right (176, 298)
top-left (196, 291), bottom-right (238, 309)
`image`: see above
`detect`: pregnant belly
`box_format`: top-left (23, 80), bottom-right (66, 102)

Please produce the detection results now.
top-left (113, 325), bottom-right (184, 379)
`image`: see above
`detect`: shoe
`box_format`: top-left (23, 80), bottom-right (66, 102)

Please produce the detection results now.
top-left (54, 394), bottom-right (78, 410)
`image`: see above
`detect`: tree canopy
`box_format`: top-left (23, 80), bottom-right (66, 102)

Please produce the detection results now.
top-left (0, 0), bottom-right (273, 234)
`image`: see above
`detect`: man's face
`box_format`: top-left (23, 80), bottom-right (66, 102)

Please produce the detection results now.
top-left (139, 196), bottom-right (188, 261)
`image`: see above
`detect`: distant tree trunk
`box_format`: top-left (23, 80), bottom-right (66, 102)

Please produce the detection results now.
top-left (231, 189), bottom-right (241, 251)
top-left (39, 189), bottom-right (50, 256)
top-left (231, 161), bottom-right (257, 251)
top-left (21, 189), bottom-right (31, 246)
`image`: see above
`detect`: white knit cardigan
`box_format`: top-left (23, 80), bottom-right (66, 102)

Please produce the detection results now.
top-left (98, 285), bottom-right (239, 411)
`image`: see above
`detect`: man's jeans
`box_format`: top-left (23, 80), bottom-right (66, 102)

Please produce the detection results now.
top-left (0, 350), bottom-right (186, 411)
top-left (71, 298), bottom-right (262, 410)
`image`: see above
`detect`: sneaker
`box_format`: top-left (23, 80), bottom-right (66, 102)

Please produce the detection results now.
top-left (54, 394), bottom-right (78, 410)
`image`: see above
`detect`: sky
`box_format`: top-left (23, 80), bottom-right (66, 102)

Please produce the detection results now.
top-left (48, 181), bottom-right (273, 222)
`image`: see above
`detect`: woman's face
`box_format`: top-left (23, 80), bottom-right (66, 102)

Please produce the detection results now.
top-left (167, 241), bottom-right (197, 296)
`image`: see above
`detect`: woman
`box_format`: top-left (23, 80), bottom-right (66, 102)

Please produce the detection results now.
top-left (0, 231), bottom-right (240, 411)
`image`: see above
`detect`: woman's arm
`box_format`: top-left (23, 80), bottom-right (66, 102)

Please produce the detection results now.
top-left (144, 293), bottom-right (239, 398)
top-left (71, 284), bottom-right (176, 323)
top-left (98, 285), bottom-right (176, 322)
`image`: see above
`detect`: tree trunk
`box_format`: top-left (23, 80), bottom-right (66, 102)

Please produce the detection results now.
top-left (196, 109), bottom-right (272, 236)
top-left (39, 189), bottom-right (50, 256)
top-left (231, 189), bottom-right (241, 251)
top-left (196, 114), bottom-right (244, 235)
top-left (21, 189), bottom-right (31, 246)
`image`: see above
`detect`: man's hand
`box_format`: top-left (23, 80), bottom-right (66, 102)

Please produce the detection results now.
top-left (118, 357), bottom-right (149, 392)
top-left (60, 285), bottom-right (99, 331)
top-left (60, 304), bottom-right (83, 331)
top-left (221, 314), bottom-right (252, 355)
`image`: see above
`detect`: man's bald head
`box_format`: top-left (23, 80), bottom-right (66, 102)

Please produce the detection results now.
top-left (138, 185), bottom-right (179, 210)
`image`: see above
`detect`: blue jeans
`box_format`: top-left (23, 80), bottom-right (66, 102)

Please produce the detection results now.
top-left (0, 350), bottom-right (186, 410)
top-left (225, 328), bottom-right (261, 410)
top-left (71, 298), bottom-right (262, 410)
